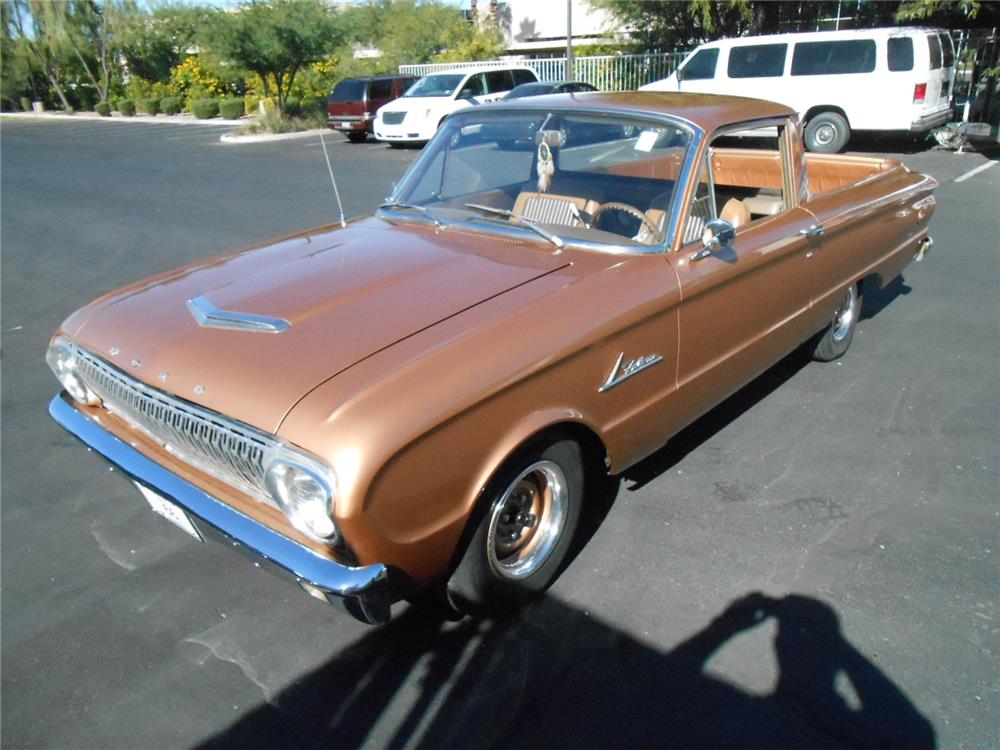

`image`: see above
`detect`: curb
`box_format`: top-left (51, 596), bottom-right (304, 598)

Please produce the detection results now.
top-left (219, 127), bottom-right (330, 144)
top-left (1, 111), bottom-right (237, 127)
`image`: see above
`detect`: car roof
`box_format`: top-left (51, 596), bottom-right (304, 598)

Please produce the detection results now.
top-left (491, 92), bottom-right (796, 133)
top-left (695, 26), bottom-right (948, 48)
top-left (430, 66), bottom-right (536, 77)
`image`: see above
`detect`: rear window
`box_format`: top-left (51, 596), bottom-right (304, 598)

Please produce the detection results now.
top-left (928, 34), bottom-right (942, 69)
top-left (369, 79), bottom-right (393, 100)
top-left (728, 44), bottom-right (787, 78)
top-left (887, 37), bottom-right (914, 71)
top-left (791, 39), bottom-right (876, 75)
top-left (681, 48), bottom-right (719, 80)
top-left (330, 79), bottom-right (366, 101)
top-left (939, 33), bottom-right (954, 67)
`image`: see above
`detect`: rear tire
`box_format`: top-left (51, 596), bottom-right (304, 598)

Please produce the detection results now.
top-left (804, 112), bottom-right (850, 153)
top-left (446, 435), bottom-right (584, 617)
top-left (813, 282), bottom-right (862, 361)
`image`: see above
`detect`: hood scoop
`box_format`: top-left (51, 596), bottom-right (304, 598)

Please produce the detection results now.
top-left (186, 295), bottom-right (291, 334)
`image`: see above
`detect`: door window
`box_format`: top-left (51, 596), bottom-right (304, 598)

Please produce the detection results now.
top-left (727, 44), bottom-right (787, 78)
top-left (681, 48), bottom-right (719, 80)
top-left (512, 69), bottom-right (538, 86)
top-left (927, 34), bottom-right (942, 69)
top-left (484, 69), bottom-right (514, 93)
top-left (458, 74), bottom-right (486, 98)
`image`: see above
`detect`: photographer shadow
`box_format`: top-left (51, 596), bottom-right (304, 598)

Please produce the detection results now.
top-left (197, 592), bottom-right (935, 749)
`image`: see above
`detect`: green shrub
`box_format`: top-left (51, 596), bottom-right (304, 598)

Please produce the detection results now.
top-left (138, 97), bottom-right (161, 115)
top-left (160, 96), bottom-right (183, 115)
top-left (118, 99), bottom-right (136, 117)
top-left (282, 96), bottom-right (301, 116)
top-left (20, 96), bottom-right (31, 112)
top-left (95, 102), bottom-right (111, 117)
top-left (191, 98), bottom-right (219, 119)
top-left (219, 97), bottom-right (244, 120)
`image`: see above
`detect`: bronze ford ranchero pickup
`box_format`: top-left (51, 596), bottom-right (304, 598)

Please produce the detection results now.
top-left (48, 93), bottom-right (937, 624)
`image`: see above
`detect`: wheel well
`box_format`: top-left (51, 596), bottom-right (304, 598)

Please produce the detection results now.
top-left (803, 106), bottom-right (850, 128)
top-left (534, 421), bottom-right (610, 476)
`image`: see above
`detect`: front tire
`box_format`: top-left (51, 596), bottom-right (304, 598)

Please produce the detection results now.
top-left (804, 112), bottom-right (850, 153)
top-left (446, 436), bottom-right (584, 617)
top-left (813, 282), bottom-right (862, 361)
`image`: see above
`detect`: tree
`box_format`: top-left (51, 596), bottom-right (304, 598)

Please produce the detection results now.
top-left (116, 2), bottom-right (208, 85)
top-left (4, 0), bottom-right (77, 110)
top-left (208, 0), bottom-right (344, 110)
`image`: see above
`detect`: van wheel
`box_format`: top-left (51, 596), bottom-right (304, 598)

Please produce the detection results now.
top-left (813, 282), bottom-right (862, 361)
top-left (446, 435), bottom-right (584, 617)
top-left (804, 112), bottom-right (850, 153)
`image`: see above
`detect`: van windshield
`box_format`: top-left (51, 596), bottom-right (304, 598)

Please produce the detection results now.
top-left (404, 74), bottom-right (465, 98)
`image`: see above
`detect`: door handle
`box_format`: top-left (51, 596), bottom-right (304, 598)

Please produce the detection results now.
top-left (799, 224), bottom-right (824, 238)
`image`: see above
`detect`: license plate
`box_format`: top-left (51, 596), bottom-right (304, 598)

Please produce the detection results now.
top-left (338, 123), bottom-right (351, 130)
top-left (136, 482), bottom-right (203, 542)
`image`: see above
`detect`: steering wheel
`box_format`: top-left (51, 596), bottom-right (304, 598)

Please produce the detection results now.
top-left (594, 201), bottom-right (660, 241)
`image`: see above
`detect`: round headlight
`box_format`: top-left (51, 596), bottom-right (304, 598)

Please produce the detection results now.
top-left (265, 457), bottom-right (338, 543)
top-left (46, 337), bottom-right (99, 406)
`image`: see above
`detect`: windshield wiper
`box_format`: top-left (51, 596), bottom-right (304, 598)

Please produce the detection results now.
top-left (379, 201), bottom-right (447, 231)
top-left (463, 203), bottom-right (564, 249)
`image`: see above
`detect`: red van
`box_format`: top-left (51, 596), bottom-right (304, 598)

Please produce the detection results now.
top-left (327, 75), bottom-right (418, 143)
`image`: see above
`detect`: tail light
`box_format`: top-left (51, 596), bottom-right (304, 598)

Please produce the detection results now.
top-left (913, 83), bottom-right (927, 103)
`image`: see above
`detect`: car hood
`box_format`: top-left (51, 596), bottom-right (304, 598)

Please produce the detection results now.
top-left (62, 217), bottom-right (568, 433)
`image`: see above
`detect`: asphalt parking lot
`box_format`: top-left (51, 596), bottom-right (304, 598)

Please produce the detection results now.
top-left (2, 116), bottom-right (998, 750)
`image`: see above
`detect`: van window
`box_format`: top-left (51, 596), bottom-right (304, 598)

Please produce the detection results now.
top-left (791, 39), bottom-right (876, 75)
top-left (512, 69), bottom-right (537, 86)
top-left (939, 33), bottom-right (954, 67)
top-left (887, 37), bottom-right (914, 71)
top-left (484, 69), bottom-right (514, 93)
top-left (459, 74), bottom-right (486, 98)
top-left (369, 79), bottom-right (393, 100)
top-left (728, 44), bottom-right (787, 78)
top-left (682, 48), bottom-right (719, 80)
top-left (927, 34), bottom-right (942, 69)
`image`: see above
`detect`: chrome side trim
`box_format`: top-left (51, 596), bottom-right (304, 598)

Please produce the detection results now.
top-left (49, 395), bottom-right (393, 625)
top-left (186, 295), bottom-right (290, 334)
top-left (598, 352), bottom-right (664, 392)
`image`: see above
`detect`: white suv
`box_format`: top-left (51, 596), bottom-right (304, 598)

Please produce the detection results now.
top-left (374, 66), bottom-right (539, 145)
top-left (641, 27), bottom-right (955, 152)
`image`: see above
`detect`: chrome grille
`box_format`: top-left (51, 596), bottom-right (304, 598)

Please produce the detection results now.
top-left (73, 346), bottom-right (278, 505)
top-left (381, 111), bottom-right (406, 125)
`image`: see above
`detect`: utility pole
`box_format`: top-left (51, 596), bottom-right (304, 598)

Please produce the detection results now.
top-left (565, 0), bottom-right (573, 81)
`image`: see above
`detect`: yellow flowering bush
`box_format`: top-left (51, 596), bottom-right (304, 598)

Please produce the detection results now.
top-left (169, 57), bottom-right (228, 109)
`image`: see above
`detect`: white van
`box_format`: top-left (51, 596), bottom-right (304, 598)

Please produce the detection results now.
top-left (374, 66), bottom-right (539, 145)
top-left (641, 27), bottom-right (955, 152)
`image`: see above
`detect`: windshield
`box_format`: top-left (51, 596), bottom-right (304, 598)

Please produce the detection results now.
top-left (404, 74), bottom-right (465, 98)
top-left (388, 108), bottom-right (694, 250)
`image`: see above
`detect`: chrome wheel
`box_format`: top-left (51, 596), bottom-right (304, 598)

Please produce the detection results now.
top-left (487, 460), bottom-right (567, 579)
top-left (814, 123), bottom-right (836, 147)
top-left (831, 285), bottom-right (858, 343)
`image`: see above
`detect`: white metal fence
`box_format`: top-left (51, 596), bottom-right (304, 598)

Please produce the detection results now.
top-left (399, 51), bottom-right (686, 92)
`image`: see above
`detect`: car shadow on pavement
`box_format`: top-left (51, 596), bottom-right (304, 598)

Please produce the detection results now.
top-left (195, 592), bottom-right (935, 750)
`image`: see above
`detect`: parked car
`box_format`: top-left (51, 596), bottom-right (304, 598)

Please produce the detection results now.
top-left (327, 74), bottom-right (418, 143)
top-left (374, 66), bottom-right (538, 145)
top-left (641, 27), bottom-right (955, 152)
top-left (48, 93), bottom-right (936, 625)
top-left (505, 81), bottom-right (598, 99)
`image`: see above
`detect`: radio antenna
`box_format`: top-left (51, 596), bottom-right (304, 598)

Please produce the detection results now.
top-left (319, 129), bottom-right (347, 228)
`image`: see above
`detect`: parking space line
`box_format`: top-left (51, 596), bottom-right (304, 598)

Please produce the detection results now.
top-left (954, 160), bottom-right (998, 183)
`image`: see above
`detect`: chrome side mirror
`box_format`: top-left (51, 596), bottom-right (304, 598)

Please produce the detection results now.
top-left (691, 218), bottom-right (735, 262)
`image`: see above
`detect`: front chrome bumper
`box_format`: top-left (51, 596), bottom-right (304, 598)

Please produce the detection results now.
top-left (49, 394), bottom-right (394, 624)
